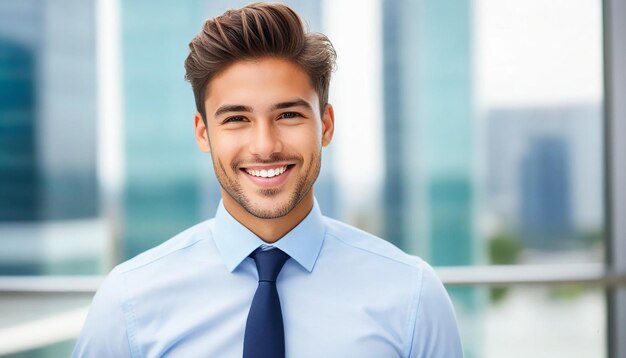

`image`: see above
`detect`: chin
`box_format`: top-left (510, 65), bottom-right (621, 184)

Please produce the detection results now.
top-left (243, 203), bottom-right (291, 219)
top-left (242, 191), bottom-right (299, 219)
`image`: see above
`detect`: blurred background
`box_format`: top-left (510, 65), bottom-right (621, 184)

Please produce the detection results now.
top-left (1, 0), bottom-right (625, 357)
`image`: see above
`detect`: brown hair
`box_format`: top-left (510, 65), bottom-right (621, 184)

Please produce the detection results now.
top-left (184, 2), bottom-right (337, 123)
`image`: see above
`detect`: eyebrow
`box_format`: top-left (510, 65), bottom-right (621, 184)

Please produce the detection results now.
top-left (270, 99), bottom-right (314, 112)
top-left (213, 99), bottom-right (314, 119)
top-left (214, 104), bottom-right (253, 118)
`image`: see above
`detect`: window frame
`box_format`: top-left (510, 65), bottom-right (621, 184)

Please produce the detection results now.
top-left (604, 0), bottom-right (626, 356)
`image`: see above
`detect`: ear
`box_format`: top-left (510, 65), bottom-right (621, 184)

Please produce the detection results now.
top-left (321, 104), bottom-right (335, 147)
top-left (194, 112), bottom-right (211, 153)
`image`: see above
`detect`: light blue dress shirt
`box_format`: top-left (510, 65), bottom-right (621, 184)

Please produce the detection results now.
top-left (73, 200), bottom-right (463, 357)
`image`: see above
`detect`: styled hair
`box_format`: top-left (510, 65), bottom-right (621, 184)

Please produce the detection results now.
top-left (184, 2), bottom-right (337, 123)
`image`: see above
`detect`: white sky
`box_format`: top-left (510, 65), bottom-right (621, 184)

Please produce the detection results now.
top-left (323, 0), bottom-right (385, 214)
top-left (474, 0), bottom-right (604, 108)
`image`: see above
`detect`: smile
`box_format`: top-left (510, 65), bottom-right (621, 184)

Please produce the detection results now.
top-left (244, 165), bottom-right (288, 178)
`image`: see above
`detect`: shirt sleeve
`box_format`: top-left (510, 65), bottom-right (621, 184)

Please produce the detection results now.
top-left (72, 267), bottom-right (134, 358)
top-left (409, 262), bottom-right (464, 358)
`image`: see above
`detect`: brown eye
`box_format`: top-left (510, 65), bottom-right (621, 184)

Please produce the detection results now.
top-left (280, 112), bottom-right (300, 119)
top-left (223, 116), bottom-right (246, 124)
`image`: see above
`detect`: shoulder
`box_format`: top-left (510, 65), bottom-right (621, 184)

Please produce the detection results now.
top-left (115, 218), bottom-right (215, 274)
top-left (322, 216), bottom-right (424, 270)
top-left (74, 219), bottom-right (220, 356)
top-left (410, 261), bottom-right (463, 357)
top-left (321, 217), bottom-right (462, 356)
top-left (84, 217), bottom-right (217, 323)
top-left (322, 216), bottom-right (449, 302)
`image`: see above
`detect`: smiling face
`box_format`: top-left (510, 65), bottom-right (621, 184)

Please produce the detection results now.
top-left (194, 57), bottom-right (334, 220)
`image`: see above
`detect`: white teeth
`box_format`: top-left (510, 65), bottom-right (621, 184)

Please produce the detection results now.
top-left (245, 166), bottom-right (288, 178)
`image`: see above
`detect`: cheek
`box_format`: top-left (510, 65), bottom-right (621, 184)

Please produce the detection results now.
top-left (281, 125), bottom-right (323, 151)
top-left (209, 133), bottom-right (241, 161)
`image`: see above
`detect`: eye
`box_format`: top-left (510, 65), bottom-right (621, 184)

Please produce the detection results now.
top-left (279, 112), bottom-right (301, 120)
top-left (222, 115), bottom-right (247, 124)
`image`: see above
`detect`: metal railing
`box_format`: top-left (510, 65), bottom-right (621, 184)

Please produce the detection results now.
top-left (1, 263), bottom-right (625, 294)
top-left (0, 263), bottom-right (625, 355)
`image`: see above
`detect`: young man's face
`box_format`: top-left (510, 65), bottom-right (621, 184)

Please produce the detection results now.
top-left (194, 57), bottom-right (334, 219)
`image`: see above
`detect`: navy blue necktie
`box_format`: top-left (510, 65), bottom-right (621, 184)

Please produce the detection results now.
top-left (243, 248), bottom-right (290, 358)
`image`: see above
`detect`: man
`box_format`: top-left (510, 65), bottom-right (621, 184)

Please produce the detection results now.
top-left (73, 3), bottom-right (463, 357)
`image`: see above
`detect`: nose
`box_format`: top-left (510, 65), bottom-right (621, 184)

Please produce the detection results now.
top-left (248, 121), bottom-right (283, 158)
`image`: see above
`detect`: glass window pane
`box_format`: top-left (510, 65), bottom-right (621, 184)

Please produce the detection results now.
top-left (0, 293), bottom-right (92, 357)
top-left (476, 0), bottom-right (605, 265)
top-left (0, 0), bottom-right (612, 357)
top-left (451, 285), bottom-right (607, 358)
top-left (0, 0), bottom-right (106, 276)
top-left (378, 0), bottom-right (604, 266)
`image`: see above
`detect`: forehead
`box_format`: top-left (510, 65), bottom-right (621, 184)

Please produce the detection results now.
top-left (204, 57), bottom-right (318, 112)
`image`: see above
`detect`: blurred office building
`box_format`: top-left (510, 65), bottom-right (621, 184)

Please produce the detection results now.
top-left (381, 0), bottom-right (475, 266)
top-left (381, 0), bottom-right (482, 356)
top-left (485, 104), bottom-right (603, 256)
top-left (520, 136), bottom-right (573, 250)
top-left (0, 0), bottom-right (105, 276)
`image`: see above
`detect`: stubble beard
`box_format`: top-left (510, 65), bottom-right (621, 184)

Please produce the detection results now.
top-left (212, 151), bottom-right (321, 219)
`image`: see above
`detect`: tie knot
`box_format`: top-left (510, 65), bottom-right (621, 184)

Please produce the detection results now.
top-left (250, 248), bottom-right (290, 282)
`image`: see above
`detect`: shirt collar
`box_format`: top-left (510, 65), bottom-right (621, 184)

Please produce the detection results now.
top-left (212, 199), bottom-right (325, 273)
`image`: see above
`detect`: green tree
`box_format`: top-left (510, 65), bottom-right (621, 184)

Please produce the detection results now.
top-left (488, 232), bottom-right (522, 303)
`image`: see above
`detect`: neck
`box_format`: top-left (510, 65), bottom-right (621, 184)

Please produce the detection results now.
top-left (221, 191), bottom-right (314, 243)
